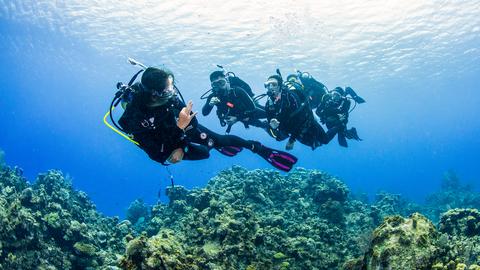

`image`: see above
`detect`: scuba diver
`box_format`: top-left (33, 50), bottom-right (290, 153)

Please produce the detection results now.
top-left (263, 71), bottom-right (340, 151)
top-left (285, 71), bottom-right (365, 147)
top-left (315, 86), bottom-right (363, 147)
top-left (109, 65), bottom-right (297, 172)
top-left (201, 70), bottom-right (268, 133)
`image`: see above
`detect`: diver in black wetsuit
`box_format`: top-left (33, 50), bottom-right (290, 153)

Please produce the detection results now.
top-left (263, 74), bottom-right (339, 151)
top-left (118, 67), bottom-right (297, 171)
top-left (286, 71), bottom-right (364, 148)
top-left (316, 86), bottom-right (362, 147)
top-left (202, 71), bottom-right (268, 133)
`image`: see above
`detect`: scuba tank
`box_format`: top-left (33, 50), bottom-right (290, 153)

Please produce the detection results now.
top-left (218, 64), bottom-right (255, 97)
top-left (228, 76), bottom-right (255, 97)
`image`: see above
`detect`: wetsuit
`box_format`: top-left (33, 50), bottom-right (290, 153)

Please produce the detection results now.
top-left (265, 88), bottom-right (337, 149)
top-left (117, 84), bottom-right (297, 172)
top-left (315, 88), bottom-right (354, 147)
top-left (202, 86), bottom-right (268, 132)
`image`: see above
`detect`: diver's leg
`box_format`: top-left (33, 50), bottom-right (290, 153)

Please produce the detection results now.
top-left (182, 143), bottom-right (210, 161)
top-left (324, 126), bottom-right (344, 144)
top-left (190, 124), bottom-right (297, 172)
top-left (312, 121), bottom-right (338, 145)
top-left (194, 124), bottom-right (260, 150)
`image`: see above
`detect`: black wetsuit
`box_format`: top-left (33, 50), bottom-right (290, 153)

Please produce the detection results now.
top-left (315, 89), bottom-right (352, 147)
top-left (265, 88), bottom-right (337, 149)
top-left (119, 84), bottom-right (265, 164)
top-left (202, 86), bottom-right (267, 132)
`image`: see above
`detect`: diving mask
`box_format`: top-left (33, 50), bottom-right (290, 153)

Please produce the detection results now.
top-left (264, 79), bottom-right (280, 95)
top-left (211, 78), bottom-right (227, 89)
top-left (153, 75), bottom-right (176, 99)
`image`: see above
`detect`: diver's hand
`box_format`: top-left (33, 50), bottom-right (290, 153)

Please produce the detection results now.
top-left (168, 148), bottom-right (184, 163)
top-left (225, 116), bottom-right (238, 125)
top-left (286, 138), bottom-right (295, 150)
top-left (270, 118), bottom-right (280, 129)
top-left (209, 97), bottom-right (221, 106)
top-left (177, 100), bottom-right (198, 130)
top-left (338, 113), bottom-right (347, 123)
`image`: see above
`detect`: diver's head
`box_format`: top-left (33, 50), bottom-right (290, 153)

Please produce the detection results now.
top-left (327, 87), bottom-right (344, 106)
top-left (332, 86), bottom-right (345, 96)
top-left (264, 75), bottom-right (282, 98)
top-left (209, 70), bottom-right (230, 95)
top-left (141, 67), bottom-right (176, 106)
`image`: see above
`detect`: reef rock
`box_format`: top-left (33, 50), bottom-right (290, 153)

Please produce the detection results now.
top-left (361, 213), bottom-right (439, 269)
top-left (0, 166), bottom-right (129, 269)
top-left (439, 208), bottom-right (480, 237)
top-left (125, 166), bottom-right (377, 270)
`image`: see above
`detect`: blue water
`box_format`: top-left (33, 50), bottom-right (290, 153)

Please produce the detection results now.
top-left (1, 1), bottom-right (479, 216)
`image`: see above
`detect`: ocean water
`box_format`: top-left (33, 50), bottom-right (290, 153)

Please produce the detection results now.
top-left (0, 0), bottom-right (479, 217)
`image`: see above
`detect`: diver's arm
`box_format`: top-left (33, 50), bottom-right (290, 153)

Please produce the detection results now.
top-left (338, 98), bottom-right (351, 125)
top-left (177, 100), bottom-right (198, 130)
top-left (202, 95), bottom-right (215, 116)
top-left (167, 148), bottom-right (184, 163)
top-left (340, 98), bottom-right (351, 114)
top-left (173, 97), bottom-right (198, 128)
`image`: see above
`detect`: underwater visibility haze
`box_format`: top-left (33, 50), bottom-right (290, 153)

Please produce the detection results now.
top-left (1, 1), bottom-right (480, 269)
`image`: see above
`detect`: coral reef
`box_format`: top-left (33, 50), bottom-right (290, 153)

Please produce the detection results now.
top-left (370, 192), bottom-right (423, 224)
top-left (436, 209), bottom-right (480, 267)
top-left (0, 149), bottom-right (5, 168)
top-left (120, 167), bottom-right (480, 270)
top-left (360, 213), bottom-right (439, 269)
top-left (2, 148), bottom-right (479, 270)
top-left (126, 199), bottom-right (149, 232)
top-left (425, 171), bottom-right (480, 222)
top-left (345, 210), bottom-right (480, 270)
top-left (0, 165), bottom-right (130, 269)
top-left (121, 167), bottom-right (378, 270)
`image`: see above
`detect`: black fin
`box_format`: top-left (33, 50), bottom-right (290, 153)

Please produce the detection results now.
top-left (345, 87), bottom-right (366, 103)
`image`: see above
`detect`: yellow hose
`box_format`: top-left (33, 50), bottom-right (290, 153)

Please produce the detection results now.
top-left (268, 128), bottom-right (278, 139)
top-left (103, 107), bottom-right (139, 145)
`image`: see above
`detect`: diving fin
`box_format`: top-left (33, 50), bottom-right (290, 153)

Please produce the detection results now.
top-left (216, 146), bottom-right (243, 157)
top-left (345, 127), bottom-right (362, 141)
top-left (254, 143), bottom-right (298, 172)
top-left (353, 95), bottom-right (366, 104)
top-left (345, 87), bottom-right (366, 104)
